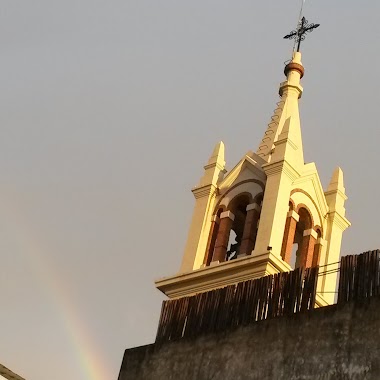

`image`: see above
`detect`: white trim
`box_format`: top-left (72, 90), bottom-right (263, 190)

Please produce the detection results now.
top-left (303, 229), bottom-right (318, 239)
top-left (220, 211), bottom-right (235, 221)
top-left (287, 210), bottom-right (300, 222)
top-left (246, 203), bottom-right (261, 212)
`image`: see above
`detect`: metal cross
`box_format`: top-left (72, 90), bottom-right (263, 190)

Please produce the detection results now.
top-left (283, 16), bottom-right (320, 52)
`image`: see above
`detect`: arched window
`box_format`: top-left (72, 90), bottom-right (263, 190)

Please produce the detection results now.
top-left (211, 194), bottom-right (251, 263)
top-left (225, 195), bottom-right (251, 261)
top-left (291, 208), bottom-right (312, 268)
top-left (281, 204), bottom-right (318, 269)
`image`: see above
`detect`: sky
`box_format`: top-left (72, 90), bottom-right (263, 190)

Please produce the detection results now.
top-left (1, 1), bottom-right (380, 380)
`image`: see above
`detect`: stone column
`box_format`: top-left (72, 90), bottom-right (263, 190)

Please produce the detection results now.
top-left (212, 211), bottom-right (235, 263)
top-left (240, 203), bottom-right (261, 255)
top-left (280, 210), bottom-right (300, 264)
top-left (312, 237), bottom-right (325, 267)
top-left (300, 229), bottom-right (318, 268)
top-left (203, 215), bottom-right (220, 266)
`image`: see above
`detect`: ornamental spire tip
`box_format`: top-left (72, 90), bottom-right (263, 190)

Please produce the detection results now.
top-left (284, 16), bottom-right (320, 52)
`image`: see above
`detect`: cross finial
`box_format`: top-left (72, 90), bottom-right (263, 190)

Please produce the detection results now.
top-left (284, 17), bottom-right (320, 52)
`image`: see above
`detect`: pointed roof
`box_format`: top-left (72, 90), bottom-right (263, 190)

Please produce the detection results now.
top-left (206, 141), bottom-right (225, 168)
top-left (197, 141), bottom-right (226, 188)
top-left (257, 52), bottom-right (305, 169)
top-left (327, 167), bottom-right (345, 193)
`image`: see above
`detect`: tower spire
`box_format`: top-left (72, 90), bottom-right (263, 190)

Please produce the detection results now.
top-left (256, 51), bottom-right (304, 165)
top-left (257, 14), bottom-right (320, 164)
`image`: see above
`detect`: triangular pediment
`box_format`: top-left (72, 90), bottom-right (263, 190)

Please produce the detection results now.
top-left (291, 162), bottom-right (329, 227)
top-left (218, 151), bottom-right (267, 191)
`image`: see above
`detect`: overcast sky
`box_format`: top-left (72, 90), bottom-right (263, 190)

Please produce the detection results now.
top-left (1, 1), bottom-right (380, 380)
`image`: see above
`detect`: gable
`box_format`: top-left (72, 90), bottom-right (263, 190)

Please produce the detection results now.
top-left (215, 154), bottom-right (266, 211)
top-left (290, 163), bottom-right (329, 230)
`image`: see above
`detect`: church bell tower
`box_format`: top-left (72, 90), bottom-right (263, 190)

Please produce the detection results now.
top-left (155, 30), bottom-right (350, 306)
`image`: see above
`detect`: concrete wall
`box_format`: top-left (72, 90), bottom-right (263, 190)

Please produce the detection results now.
top-left (118, 298), bottom-right (380, 380)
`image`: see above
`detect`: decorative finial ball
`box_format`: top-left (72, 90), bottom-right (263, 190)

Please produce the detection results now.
top-left (284, 62), bottom-right (305, 79)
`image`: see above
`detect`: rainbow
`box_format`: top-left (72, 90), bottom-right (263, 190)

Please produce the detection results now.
top-left (4, 193), bottom-right (111, 380)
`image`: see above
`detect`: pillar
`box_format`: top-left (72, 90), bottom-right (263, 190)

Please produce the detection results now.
top-left (280, 210), bottom-right (299, 264)
top-left (240, 203), bottom-right (261, 255)
top-left (212, 211), bottom-right (235, 263)
top-left (299, 229), bottom-right (318, 268)
top-left (203, 215), bottom-right (220, 266)
top-left (312, 237), bottom-right (325, 267)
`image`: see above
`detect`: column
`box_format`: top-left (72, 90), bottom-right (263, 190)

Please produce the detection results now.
top-left (212, 211), bottom-right (235, 263)
top-left (280, 210), bottom-right (299, 264)
top-left (300, 229), bottom-right (318, 268)
top-left (312, 237), bottom-right (325, 267)
top-left (240, 203), bottom-right (261, 255)
top-left (203, 215), bottom-right (220, 266)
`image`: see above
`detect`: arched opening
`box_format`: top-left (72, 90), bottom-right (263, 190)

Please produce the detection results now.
top-left (281, 204), bottom-right (317, 269)
top-left (210, 194), bottom-right (252, 263)
top-left (227, 230), bottom-right (238, 260)
top-left (290, 245), bottom-right (297, 267)
top-left (281, 201), bottom-right (298, 265)
top-left (225, 195), bottom-right (251, 261)
top-left (290, 208), bottom-right (312, 268)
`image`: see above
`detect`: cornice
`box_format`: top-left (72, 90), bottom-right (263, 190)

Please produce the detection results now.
top-left (279, 81), bottom-right (303, 98)
top-left (324, 189), bottom-right (348, 201)
top-left (192, 184), bottom-right (218, 199)
top-left (155, 252), bottom-right (292, 299)
top-left (273, 135), bottom-right (298, 151)
top-left (327, 211), bottom-right (351, 231)
top-left (262, 160), bottom-right (300, 182)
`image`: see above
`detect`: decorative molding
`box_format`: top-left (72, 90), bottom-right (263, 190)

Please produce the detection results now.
top-left (279, 81), bottom-right (303, 98)
top-left (262, 160), bottom-right (300, 181)
top-left (273, 135), bottom-right (299, 151)
top-left (327, 211), bottom-right (351, 231)
top-left (324, 188), bottom-right (348, 201)
top-left (218, 156), bottom-right (266, 190)
top-left (284, 62), bottom-right (305, 78)
top-left (291, 188), bottom-right (325, 229)
top-left (257, 99), bottom-right (285, 159)
top-left (192, 184), bottom-right (218, 199)
top-left (214, 179), bottom-right (265, 211)
top-left (155, 252), bottom-right (293, 299)
top-left (293, 168), bottom-right (329, 211)
top-left (295, 203), bottom-right (315, 230)
top-left (203, 162), bottom-right (226, 172)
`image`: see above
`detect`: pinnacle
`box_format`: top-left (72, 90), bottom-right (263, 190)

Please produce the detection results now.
top-left (328, 167), bottom-right (345, 192)
top-left (207, 141), bottom-right (225, 166)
